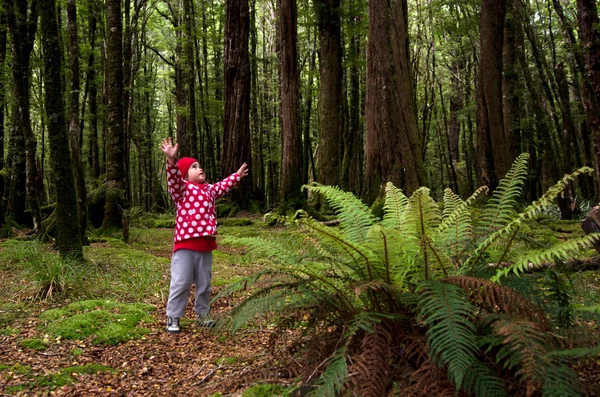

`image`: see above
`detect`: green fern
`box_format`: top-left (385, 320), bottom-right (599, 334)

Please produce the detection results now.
top-left (461, 361), bottom-right (508, 397)
top-left (478, 153), bottom-right (530, 235)
top-left (381, 182), bottom-right (409, 230)
top-left (491, 233), bottom-right (600, 282)
top-left (418, 280), bottom-right (478, 389)
top-left (541, 363), bottom-right (583, 397)
top-left (308, 352), bottom-right (348, 397)
top-left (304, 183), bottom-right (378, 244)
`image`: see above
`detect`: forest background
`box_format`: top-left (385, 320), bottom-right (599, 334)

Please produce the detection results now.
top-left (1, 0), bottom-right (600, 395)
top-left (1, 0), bottom-right (600, 258)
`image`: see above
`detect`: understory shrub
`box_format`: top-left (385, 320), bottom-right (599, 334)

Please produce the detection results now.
top-left (216, 153), bottom-right (600, 397)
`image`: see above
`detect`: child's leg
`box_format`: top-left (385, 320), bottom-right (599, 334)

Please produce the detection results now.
top-left (166, 250), bottom-right (195, 318)
top-left (193, 251), bottom-right (213, 316)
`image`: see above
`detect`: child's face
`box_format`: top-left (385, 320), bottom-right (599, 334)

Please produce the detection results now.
top-left (185, 162), bottom-right (206, 184)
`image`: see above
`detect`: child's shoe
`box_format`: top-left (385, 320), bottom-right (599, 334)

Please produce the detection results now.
top-left (166, 317), bottom-right (180, 333)
top-left (195, 314), bottom-right (215, 328)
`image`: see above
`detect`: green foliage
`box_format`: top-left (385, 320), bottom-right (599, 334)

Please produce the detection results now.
top-left (20, 339), bottom-right (50, 351)
top-left (215, 155), bottom-right (594, 396)
top-left (241, 383), bottom-right (295, 397)
top-left (40, 300), bottom-right (154, 345)
top-left (418, 280), bottom-right (477, 388)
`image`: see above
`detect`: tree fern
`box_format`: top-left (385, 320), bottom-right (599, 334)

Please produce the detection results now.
top-left (418, 280), bottom-right (478, 389)
top-left (304, 183), bottom-right (378, 244)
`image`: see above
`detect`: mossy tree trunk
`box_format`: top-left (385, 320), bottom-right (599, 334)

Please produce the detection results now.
top-left (0, 7), bottom-right (7, 218)
top-left (223, 0), bottom-right (252, 206)
top-left (5, 0), bottom-right (44, 234)
top-left (39, 0), bottom-right (83, 259)
top-left (102, 0), bottom-right (127, 230)
top-left (67, 0), bottom-right (87, 243)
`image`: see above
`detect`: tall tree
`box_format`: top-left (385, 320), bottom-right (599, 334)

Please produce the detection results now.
top-left (67, 0), bottom-right (87, 242)
top-left (102, 0), bottom-right (128, 230)
top-left (39, 0), bottom-right (83, 258)
top-left (364, 0), bottom-right (424, 203)
top-left (577, 0), bottom-right (600, 192)
top-left (314, 0), bottom-right (342, 186)
top-left (277, 0), bottom-right (303, 201)
top-left (0, 7), bottom-right (7, 220)
top-left (5, 0), bottom-right (43, 233)
top-left (222, 0), bottom-right (252, 205)
top-left (475, 0), bottom-right (507, 190)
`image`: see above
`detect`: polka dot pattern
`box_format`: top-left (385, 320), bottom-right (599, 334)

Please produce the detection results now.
top-left (166, 163), bottom-right (241, 242)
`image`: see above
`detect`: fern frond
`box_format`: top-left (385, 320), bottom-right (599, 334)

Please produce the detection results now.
top-left (464, 166), bottom-right (595, 274)
top-left (304, 183), bottom-right (378, 244)
top-left (491, 233), bottom-right (600, 282)
top-left (352, 323), bottom-right (392, 397)
top-left (461, 361), bottom-right (508, 397)
top-left (478, 153), bottom-right (530, 235)
top-left (308, 352), bottom-right (348, 397)
top-left (519, 166), bottom-right (594, 221)
top-left (541, 363), bottom-right (583, 397)
top-left (444, 276), bottom-right (546, 328)
top-left (442, 188), bottom-right (464, 219)
top-left (492, 317), bottom-right (549, 393)
top-left (382, 182), bottom-right (409, 230)
top-left (418, 280), bottom-right (477, 389)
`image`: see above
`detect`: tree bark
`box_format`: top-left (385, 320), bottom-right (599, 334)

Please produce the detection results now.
top-left (364, 0), bottom-right (424, 203)
top-left (5, 0), bottom-right (43, 234)
top-left (314, 0), bottom-right (342, 186)
top-left (502, 0), bottom-right (520, 164)
top-left (577, 0), bottom-right (600, 194)
top-left (67, 0), bottom-right (87, 243)
top-left (87, 0), bottom-right (100, 182)
top-left (476, 0), bottom-right (507, 191)
top-left (222, 0), bottom-right (252, 206)
top-left (102, 0), bottom-right (127, 230)
top-left (277, 0), bottom-right (303, 201)
top-left (0, 8), bottom-right (7, 218)
top-left (39, 0), bottom-right (83, 259)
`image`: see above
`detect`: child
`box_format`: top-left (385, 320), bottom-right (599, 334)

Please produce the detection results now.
top-left (160, 137), bottom-right (248, 333)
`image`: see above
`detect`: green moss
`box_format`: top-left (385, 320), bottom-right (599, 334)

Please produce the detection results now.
top-left (218, 218), bottom-right (254, 227)
top-left (241, 383), bottom-right (296, 397)
top-left (20, 339), bottom-right (50, 351)
top-left (216, 356), bottom-right (239, 365)
top-left (0, 327), bottom-right (21, 336)
top-left (71, 347), bottom-right (84, 357)
top-left (0, 363), bottom-right (32, 375)
top-left (40, 300), bottom-right (154, 345)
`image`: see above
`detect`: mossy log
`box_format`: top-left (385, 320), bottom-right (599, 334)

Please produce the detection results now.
top-left (581, 206), bottom-right (600, 254)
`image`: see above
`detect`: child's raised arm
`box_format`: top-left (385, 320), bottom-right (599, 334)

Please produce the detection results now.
top-left (160, 137), bottom-right (178, 166)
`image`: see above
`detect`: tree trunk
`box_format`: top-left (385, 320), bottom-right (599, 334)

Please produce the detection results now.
top-left (5, 0), bottom-right (43, 234)
top-left (314, 0), bottom-right (342, 186)
top-left (302, 32), bottom-right (316, 185)
top-left (364, 0), bottom-right (424, 203)
top-left (476, 0), bottom-right (507, 191)
top-left (40, 0), bottom-right (82, 259)
top-left (0, 8), bottom-right (7, 217)
top-left (346, 8), bottom-right (363, 196)
top-left (577, 0), bottom-right (600, 194)
top-left (223, 0), bottom-right (252, 206)
top-left (67, 0), bottom-right (87, 243)
top-left (277, 0), bottom-right (303, 201)
top-left (87, 0), bottom-right (100, 183)
top-left (183, 0), bottom-right (198, 157)
top-left (102, 0), bottom-right (127, 230)
top-left (502, 0), bottom-right (520, 164)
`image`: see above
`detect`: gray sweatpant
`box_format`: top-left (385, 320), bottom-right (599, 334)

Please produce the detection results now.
top-left (166, 249), bottom-right (213, 318)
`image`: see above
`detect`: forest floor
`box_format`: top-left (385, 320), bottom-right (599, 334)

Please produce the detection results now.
top-left (1, 214), bottom-right (600, 396)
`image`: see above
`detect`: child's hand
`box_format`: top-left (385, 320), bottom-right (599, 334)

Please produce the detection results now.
top-left (236, 163), bottom-right (249, 178)
top-left (161, 137), bottom-right (178, 164)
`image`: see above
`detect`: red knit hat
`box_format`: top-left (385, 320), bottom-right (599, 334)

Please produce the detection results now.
top-left (177, 157), bottom-right (198, 179)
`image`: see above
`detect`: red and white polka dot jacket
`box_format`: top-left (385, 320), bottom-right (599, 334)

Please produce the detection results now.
top-left (166, 163), bottom-right (241, 242)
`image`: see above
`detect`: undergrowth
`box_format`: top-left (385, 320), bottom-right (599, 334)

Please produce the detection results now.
top-left (216, 154), bottom-right (600, 397)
